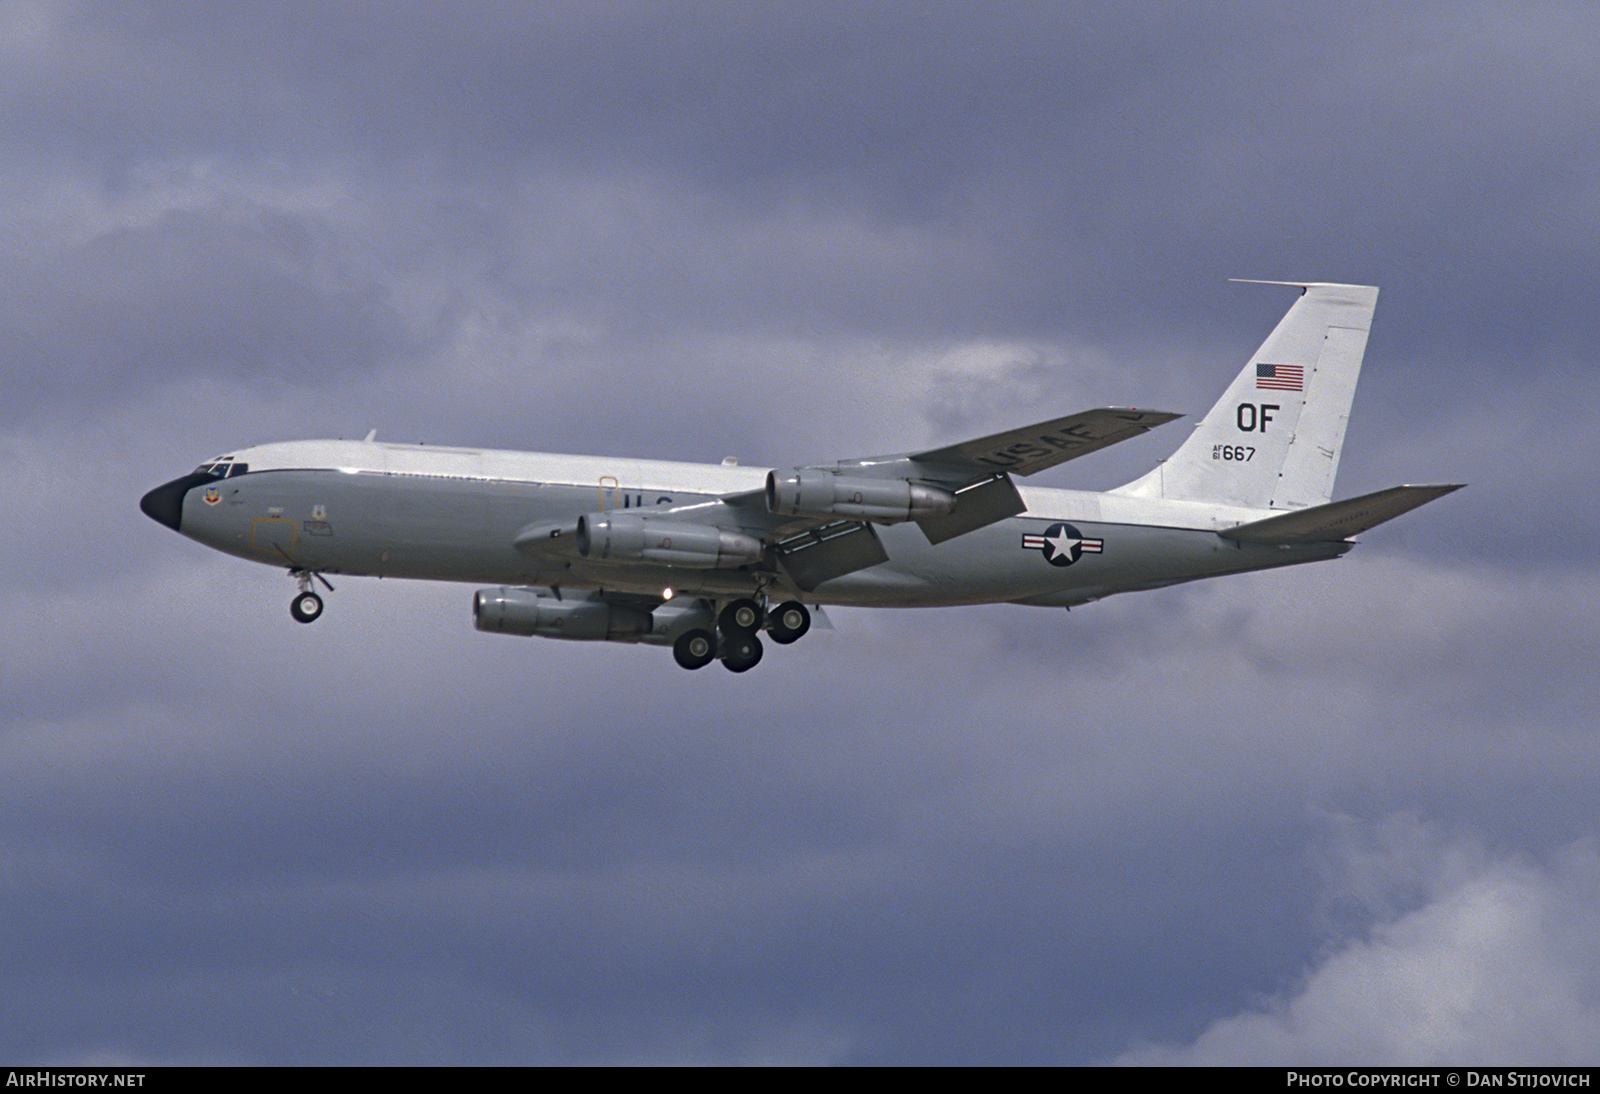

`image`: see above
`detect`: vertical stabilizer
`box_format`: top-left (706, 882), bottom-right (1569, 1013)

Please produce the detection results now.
top-left (1115, 282), bottom-right (1378, 510)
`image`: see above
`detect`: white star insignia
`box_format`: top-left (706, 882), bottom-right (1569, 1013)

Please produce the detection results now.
top-left (1043, 528), bottom-right (1078, 561)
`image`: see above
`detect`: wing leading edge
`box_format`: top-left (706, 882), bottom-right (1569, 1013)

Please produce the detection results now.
top-left (906, 407), bottom-right (1182, 478)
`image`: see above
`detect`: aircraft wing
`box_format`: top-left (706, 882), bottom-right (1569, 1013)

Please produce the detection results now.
top-left (515, 407), bottom-right (1179, 591)
top-left (893, 407), bottom-right (1180, 544)
top-left (755, 406), bottom-right (1178, 582)
top-left (903, 407), bottom-right (1182, 479)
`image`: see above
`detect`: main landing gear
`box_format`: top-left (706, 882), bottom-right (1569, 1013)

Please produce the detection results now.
top-left (765, 601), bottom-right (811, 644)
top-left (672, 629), bottom-right (717, 671)
top-left (287, 568), bottom-right (335, 624)
top-left (672, 598), bottom-right (811, 673)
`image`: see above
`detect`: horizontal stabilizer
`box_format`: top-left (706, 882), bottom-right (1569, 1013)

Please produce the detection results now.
top-left (1220, 484), bottom-right (1463, 544)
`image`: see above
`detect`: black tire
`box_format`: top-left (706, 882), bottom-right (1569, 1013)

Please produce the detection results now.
top-left (718, 598), bottom-right (762, 634)
top-left (290, 591), bottom-right (324, 624)
top-left (719, 632), bottom-right (763, 673)
top-left (673, 629), bottom-right (717, 670)
top-left (766, 600), bottom-right (811, 644)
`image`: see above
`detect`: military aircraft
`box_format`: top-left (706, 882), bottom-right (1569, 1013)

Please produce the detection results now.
top-left (141, 281), bottom-right (1459, 672)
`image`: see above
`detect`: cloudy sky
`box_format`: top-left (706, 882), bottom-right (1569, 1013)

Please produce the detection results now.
top-left (3, 0), bottom-right (1597, 1065)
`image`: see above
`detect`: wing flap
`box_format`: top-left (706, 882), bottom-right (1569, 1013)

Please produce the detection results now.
top-left (1220, 484), bottom-right (1464, 544)
top-left (771, 521), bottom-right (889, 591)
top-left (915, 473), bottom-right (1026, 544)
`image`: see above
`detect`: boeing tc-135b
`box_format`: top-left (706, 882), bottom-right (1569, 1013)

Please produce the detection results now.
top-left (141, 282), bottom-right (1460, 673)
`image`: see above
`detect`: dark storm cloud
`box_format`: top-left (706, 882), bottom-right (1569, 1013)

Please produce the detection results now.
top-left (15, 2), bottom-right (1600, 371)
top-left (5, 545), bottom-right (1598, 1062)
top-left (0, 573), bottom-right (1349, 1064)
top-left (0, 205), bottom-right (419, 424)
top-left (18, 2), bottom-right (1596, 343)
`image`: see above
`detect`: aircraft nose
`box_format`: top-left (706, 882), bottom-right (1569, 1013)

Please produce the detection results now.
top-left (140, 473), bottom-right (210, 531)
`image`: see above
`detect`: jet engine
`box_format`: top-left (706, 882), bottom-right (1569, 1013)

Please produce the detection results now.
top-left (474, 587), bottom-right (652, 641)
top-left (575, 513), bottom-right (763, 569)
top-left (765, 468), bottom-right (956, 523)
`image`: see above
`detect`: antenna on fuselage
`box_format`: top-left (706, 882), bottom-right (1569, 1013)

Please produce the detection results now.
top-left (363, 429), bottom-right (378, 442)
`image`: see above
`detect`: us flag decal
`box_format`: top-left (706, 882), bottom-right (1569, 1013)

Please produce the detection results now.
top-left (1256, 363), bottom-right (1304, 391)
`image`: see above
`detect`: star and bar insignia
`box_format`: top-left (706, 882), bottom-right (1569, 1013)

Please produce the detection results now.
top-left (1021, 522), bottom-right (1104, 567)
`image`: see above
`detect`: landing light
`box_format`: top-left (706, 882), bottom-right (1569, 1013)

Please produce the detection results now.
top-left (663, 587), bottom-right (674, 600)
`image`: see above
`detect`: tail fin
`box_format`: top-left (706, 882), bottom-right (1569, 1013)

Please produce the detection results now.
top-left (1115, 282), bottom-right (1379, 510)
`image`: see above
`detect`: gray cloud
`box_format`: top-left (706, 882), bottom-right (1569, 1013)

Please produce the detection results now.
top-left (1112, 818), bottom-right (1600, 1065)
top-left (0, 201), bottom-right (419, 425)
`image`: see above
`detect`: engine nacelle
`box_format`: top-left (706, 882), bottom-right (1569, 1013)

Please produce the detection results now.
top-left (765, 468), bottom-right (956, 523)
top-left (575, 513), bottom-right (763, 569)
top-left (474, 587), bottom-right (652, 641)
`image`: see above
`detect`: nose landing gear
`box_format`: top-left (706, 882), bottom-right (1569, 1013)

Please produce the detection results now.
top-left (287, 568), bottom-right (335, 624)
top-left (291, 590), bottom-right (324, 623)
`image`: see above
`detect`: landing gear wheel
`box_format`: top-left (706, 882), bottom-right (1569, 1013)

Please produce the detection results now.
top-left (290, 591), bottom-right (324, 624)
top-left (719, 632), bottom-right (763, 673)
top-left (718, 598), bottom-right (762, 634)
top-left (766, 601), bottom-right (811, 644)
top-left (673, 629), bottom-right (717, 670)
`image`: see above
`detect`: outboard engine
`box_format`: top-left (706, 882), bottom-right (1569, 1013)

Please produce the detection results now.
top-left (766, 468), bottom-right (955, 523)
top-left (474, 587), bottom-right (652, 641)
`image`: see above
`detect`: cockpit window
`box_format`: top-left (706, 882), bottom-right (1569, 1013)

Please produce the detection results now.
top-left (192, 459), bottom-right (250, 479)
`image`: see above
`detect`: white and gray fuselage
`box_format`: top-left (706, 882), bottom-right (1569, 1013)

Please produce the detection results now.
top-left (157, 438), bottom-right (1345, 610)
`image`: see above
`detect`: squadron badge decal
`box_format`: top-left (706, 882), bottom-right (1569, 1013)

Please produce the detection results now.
top-left (1022, 522), bottom-right (1103, 567)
